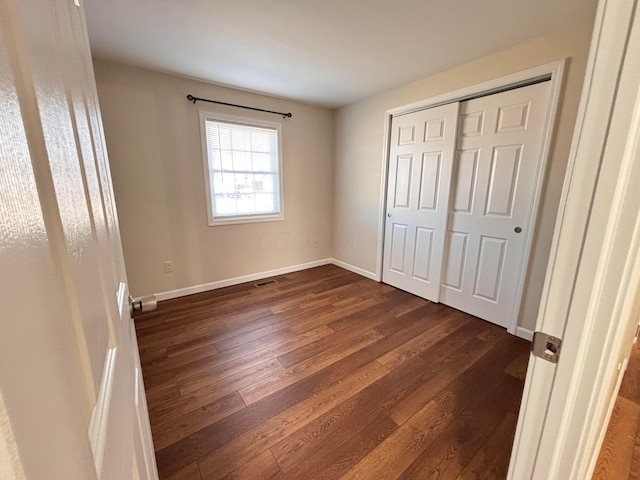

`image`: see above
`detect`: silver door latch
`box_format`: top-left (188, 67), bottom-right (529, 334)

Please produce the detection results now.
top-left (532, 332), bottom-right (562, 363)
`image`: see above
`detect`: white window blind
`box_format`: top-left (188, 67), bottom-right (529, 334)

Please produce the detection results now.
top-left (200, 112), bottom-right (283, 225)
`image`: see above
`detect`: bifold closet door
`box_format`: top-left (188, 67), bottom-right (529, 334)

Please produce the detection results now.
top-left (441, 81), bottom-right (552, 328)
top-left (382, 103), bottom-right (459, 301)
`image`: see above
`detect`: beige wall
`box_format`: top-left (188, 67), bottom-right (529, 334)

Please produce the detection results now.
top-left (333, 17), bottom-right (596, 331)
top-left (94, 60), bottom-right (334, 297)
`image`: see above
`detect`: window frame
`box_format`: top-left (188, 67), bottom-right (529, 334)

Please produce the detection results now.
top-left (199, 110), bottom-right (285, 226)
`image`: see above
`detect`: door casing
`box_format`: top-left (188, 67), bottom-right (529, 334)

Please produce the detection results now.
top-left (376, 60), bottom-right (566, 336)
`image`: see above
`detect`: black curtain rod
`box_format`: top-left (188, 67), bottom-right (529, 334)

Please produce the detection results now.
top-left (186, 94), bottom-right (292, 118)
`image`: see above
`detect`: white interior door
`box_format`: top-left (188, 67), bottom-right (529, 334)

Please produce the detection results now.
top-left (509, 1), bottom-right (640, 477)
top-left (382, 102), bottom-right (459, 300)
top-left (441, 81), bottom-right (552, 327)
top-left (0, 0), bottom-right (157, 478)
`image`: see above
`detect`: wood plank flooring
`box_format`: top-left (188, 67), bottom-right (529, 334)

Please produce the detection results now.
top-left (134, 265), bottom-right (530, 480)
top-left (594, 340), bottom-right (640, 479)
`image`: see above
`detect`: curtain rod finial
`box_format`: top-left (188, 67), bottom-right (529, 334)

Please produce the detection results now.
top-left (186, 94), bottom-right (197, 104)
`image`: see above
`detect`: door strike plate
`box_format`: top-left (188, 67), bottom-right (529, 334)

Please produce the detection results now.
top-left (532, 332), bottom-right (562, 364)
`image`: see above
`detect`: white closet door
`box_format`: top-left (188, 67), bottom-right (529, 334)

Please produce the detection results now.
top-left (441, 81), bottom-right (552, 327)
top-left (382, 103), bottom-right (459, 301)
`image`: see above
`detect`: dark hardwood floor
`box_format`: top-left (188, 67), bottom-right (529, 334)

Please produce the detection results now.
top-left (134, 265), bottom-right (530, 480)
top-left (594, 339), bottom-right (640, 479)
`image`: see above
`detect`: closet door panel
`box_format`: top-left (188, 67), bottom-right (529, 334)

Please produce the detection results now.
top-left (382, 103), bottom-right (460, 301)
top-left (441, 81), bottom-right (552, 327)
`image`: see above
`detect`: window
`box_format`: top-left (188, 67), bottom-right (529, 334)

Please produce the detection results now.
top-left (200, 111), bottom-right (283, 225)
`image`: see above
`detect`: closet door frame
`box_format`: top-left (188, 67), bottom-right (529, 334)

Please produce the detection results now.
top-left (376, 59), bottom-right (566, 337)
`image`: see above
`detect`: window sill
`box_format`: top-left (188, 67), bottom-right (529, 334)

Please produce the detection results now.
top-left (207, 213), bottom-right (284, 227)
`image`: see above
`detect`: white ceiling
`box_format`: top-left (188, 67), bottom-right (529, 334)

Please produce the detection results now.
top-left (84, 0), bottom-right (596, 108)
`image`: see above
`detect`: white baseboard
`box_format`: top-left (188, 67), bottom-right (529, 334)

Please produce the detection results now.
top-left (516, 326), bottom-right (534, 342)
top-left (154, 258), bottom-right (381, 302)
top-left (155, 259), bottom-right (332, 301)
top-left (329, 258), bottom-right (379, 281)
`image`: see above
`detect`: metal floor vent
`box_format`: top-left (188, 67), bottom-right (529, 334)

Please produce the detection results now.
top-left (254, 279), bottom-right (277, 288)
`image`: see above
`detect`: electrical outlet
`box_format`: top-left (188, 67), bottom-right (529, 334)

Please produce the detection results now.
top-left (163, 261), bottom-right (173, 273)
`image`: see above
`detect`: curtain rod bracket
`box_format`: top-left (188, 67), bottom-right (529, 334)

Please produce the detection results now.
top-left (186, 94), bottom-right (292, 119)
